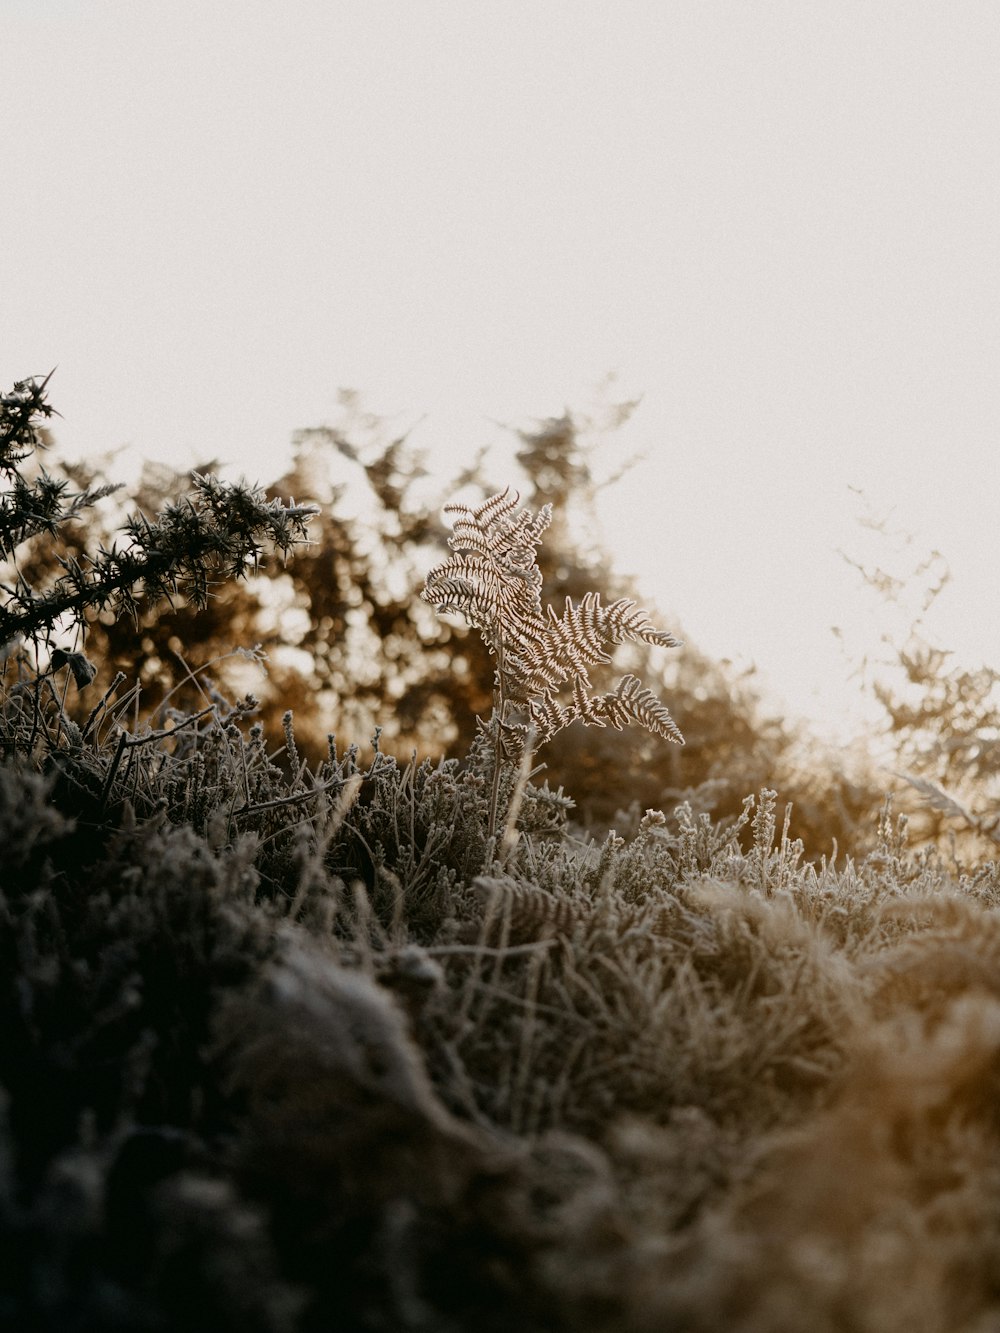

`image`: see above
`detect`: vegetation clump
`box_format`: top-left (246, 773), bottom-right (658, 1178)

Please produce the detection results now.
top-left (3, 373), bottom-right (1000, 1331)
top-left (422, 486), bottom-right (683, 837)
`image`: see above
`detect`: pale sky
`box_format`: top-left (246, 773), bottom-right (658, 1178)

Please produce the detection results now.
top-left (4, 1), bottom-right (999, 743)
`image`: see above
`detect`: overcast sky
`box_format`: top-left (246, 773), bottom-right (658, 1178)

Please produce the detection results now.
top-left (4, 1), bottom-right (999, 742)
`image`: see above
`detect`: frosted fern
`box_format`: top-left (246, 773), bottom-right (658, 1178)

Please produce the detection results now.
top-left (422, 488), bottom-right (684, 835)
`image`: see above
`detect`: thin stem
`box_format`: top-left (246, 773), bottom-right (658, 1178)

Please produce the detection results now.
top-left (498, 726), bottom-right (536, 867)
top-left (487, 643), bottom-right (506, 839)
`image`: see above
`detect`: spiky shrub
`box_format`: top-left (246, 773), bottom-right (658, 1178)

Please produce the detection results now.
top-left (0, 375), bottom-right (317, 661)
top-left (422, 488), bottom-right (684, 835)
top-left (0, 374), bottom-right (317, 757)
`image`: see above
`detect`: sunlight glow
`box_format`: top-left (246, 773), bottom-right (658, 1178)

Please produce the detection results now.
top-left (4, 0), bottom-right (999, 743)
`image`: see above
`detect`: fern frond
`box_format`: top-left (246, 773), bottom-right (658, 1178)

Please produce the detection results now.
top-left (424, 554), bottom-right (544, 643)
top-left (515, 650), bottom-right (566, 697)
top-left (443, 491), bottom-right (552, 573)
top-left (483, 711), bottom-right (531, 762)
top-left (501, 503), bottom-right (553, 557)
top-left (572, 673), bottom-right (609, 728)
top-left (527, 691), bottom-right (572, 744)
top-left (468, 486), bottom-right (520, 527)
top-left (524, 674), bottom-right (609, 740)
top-left (541, 593), bottom-right (613, 676)
top-left (474, 873), bottom-right (579, 942)
top-left (601, 674), bottom-right (685, 745)
top-left (422, 487), bottom-right (685, 835)
top-left (601, 597), bottom-right (682, 649)
top-left (441, 522), bottom-right (503, 560)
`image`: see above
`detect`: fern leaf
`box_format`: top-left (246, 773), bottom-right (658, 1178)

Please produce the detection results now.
top-left (515, 650), bottom-right (566, 697)
top-left (542, 593), bottom-right (613, 673)
top-left (527, 691), bottom-right (572, 744)
top-left (423, 486), bottom-right (685, 835)
top-left (474, 874), bottom-right (579, 942)
top-left (469, 486), bottom-right (520, 527)
top-left (502, 592), bottom-right (612, 700)
top-left (497, 714), bottom-right (531, 761)
top-left (424, 552), bottom-right (542, 639)
top-left (444, 521), bottom-right (503, 558)
top-left (601, 674), bottom-right (684, 744)
top-left (502, 503), bottom-right (553, 555)
top-left (577, 674), bottom-right (610, 727)
top-left (601, 597), bottom-right (682, 648)
top-left (896, 772), bottom-right (977, 827)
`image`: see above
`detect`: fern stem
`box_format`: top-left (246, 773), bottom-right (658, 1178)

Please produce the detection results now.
top-left (487, 645), bottom-right (506, 840)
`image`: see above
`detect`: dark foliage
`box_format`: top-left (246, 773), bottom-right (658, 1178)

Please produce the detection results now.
top-left (7, 372), bottom-right (1000, 1330)
top-left (8, 382), bottom-right (879, 856)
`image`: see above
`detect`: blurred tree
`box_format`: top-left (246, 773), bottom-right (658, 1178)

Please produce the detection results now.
top-left (12, 394), bottom-right (492, 760)
top-left (15, 383), bottom-right (881, 852)
top-left (468, 401), bottom-right (811, 835)
top-left (843, 515), bottom-right (1000, 850)
top-left (255, 394), bottom-right (495, 757)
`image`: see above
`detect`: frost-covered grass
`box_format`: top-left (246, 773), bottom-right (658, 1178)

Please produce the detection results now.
top-left (4, 710), bottom-right (1000, 1331)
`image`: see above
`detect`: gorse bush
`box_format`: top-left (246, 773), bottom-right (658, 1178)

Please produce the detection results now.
top-left (5, 371), bottom-right (1000, 1330)
top-left (1, 373), bottom-right (316, 696)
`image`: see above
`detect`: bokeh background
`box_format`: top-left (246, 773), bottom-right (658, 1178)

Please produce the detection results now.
top-left (4, 0), bottom-right (999, 745)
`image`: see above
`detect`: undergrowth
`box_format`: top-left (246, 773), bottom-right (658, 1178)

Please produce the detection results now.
top-left (3, 374), bottom-right (1000, 1331)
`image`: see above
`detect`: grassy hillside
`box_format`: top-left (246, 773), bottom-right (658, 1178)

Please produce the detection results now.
top-left (4, 376), bottom-right (1000, 1330)
top-left (5, 721), bottom-right (1000, 1332)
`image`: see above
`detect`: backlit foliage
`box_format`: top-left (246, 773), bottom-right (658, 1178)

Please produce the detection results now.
top-left (423, 488), bottom-right (683, 834)
top-left (5, 372), bottom-right (1000, 1330)
top-left (0, 375), bottom-right (317, 672)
